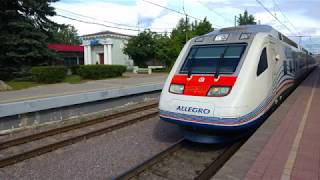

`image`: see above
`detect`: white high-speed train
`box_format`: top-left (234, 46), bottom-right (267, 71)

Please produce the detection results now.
top-left (159, 25), bottom-right (317, 143)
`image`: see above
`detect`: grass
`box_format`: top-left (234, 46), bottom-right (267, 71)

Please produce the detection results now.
top-left (63, 75), bottom-right (83, 84)
top-left (6, 81), bottom-right (43, 90)
top-left (5, 74), bottom-right (125, 91)
top-left (6, 75), bottom-right (83, 90)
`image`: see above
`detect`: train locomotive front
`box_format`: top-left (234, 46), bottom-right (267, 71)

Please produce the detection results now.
top-left (159, 25), bottom-right (313, 143)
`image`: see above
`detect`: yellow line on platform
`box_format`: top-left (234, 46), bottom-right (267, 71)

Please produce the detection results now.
top-left (281, 71), bottom-right (319, 180)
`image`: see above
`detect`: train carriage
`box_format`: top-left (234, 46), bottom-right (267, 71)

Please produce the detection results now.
top-left (159, 25), bottom-right (317, 143)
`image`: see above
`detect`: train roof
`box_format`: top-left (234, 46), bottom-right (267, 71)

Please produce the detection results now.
top-left (205, 25), bottom-right (300, 50)
top-left (207, 25), bottom-right (279, 37)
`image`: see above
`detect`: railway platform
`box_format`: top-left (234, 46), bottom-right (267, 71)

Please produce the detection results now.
top-left (0, 73), bottom-right (166, 118)
top-left (0, 73), bottom-right (166, 133)
top-left (213, 67), bottom-right (320, 180)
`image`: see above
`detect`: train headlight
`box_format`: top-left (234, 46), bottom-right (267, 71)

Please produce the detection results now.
top-left (239, 33), bottom-right (251, 40)
top-left (214, 33), bottom-right (229, 41)
top-left (169, 84), bottom-right (184, 94)
top-left (207, 86), bottom-right (231, 97)
top-left (195, 37), bottom-right (204, 42)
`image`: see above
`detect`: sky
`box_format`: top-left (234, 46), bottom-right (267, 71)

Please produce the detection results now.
top-left (51, 0), bottom-right (320, 54)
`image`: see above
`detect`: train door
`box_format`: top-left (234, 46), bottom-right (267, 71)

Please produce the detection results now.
top-left (267, 40), bottom-right (281, 88)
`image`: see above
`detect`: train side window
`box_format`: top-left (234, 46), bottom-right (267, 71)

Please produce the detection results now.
top-left (257, 48), bottom-right (268, 76)
top-left (283, 61), bottom-right (287, 75)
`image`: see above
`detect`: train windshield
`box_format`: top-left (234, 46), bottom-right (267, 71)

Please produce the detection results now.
top-left (180, 44), bottom-right (246, 75)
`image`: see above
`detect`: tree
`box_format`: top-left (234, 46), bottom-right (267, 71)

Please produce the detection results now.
top-left (123, 30), bottom-right (156, 67)
top-left (193, 17), bottom-right (213, 36)
top-left (49, 24), bottom-right (81, 45)
top-left (237, 10), bottom-right (257, 25)
top-left (171, 18), bottom-right (192, 48)
top-left (154, 33), bottom-right (179, 69)
top-left (170, 17), bottom-right (213, 63)
top-left (124, 17), bottom-right (214, 69)
top-left (0, 0), bottom-right (59, 80)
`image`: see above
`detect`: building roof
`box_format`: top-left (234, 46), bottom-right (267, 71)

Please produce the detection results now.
top-left (48, 44), bottom-right (84, 52)
top-left (81, 30), bottom-right (133, 39)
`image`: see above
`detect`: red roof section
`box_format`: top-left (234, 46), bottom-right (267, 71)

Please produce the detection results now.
top-left (48, 44), bottom-right (84, 52)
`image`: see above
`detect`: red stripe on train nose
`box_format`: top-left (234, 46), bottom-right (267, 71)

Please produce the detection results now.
top-left (171, 75), bottom-right (237, 96)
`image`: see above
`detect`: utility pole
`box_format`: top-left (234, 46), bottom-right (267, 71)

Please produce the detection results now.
top-left (298, 35), bottom-right (302, 47)
top-left (137, 14), bottom-right (140, 33)
top-left (234, 16), bottom-right (237, 27)
top-left (183, 0), bottom-right (188, 43)
top-left (185, 15), bottom-right (188, 43)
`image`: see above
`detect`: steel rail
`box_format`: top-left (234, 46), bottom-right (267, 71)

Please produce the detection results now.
top-left (0, 102), bottom-right (158, 151)
top-left (116, 140), bottom-right (246, 180)
top-left (195, 140), bottom-right (245, 180)
top-left (0, 105), bottom-right (159, 168)
top-left (116, 139), bottom-right (186, 180)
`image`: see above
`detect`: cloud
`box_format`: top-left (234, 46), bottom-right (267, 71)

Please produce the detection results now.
top-left (52, 1), bottom-right (138, 35)
top-left (50, 0), bottom-right (320, 53)
top-left (51, 0), bottom-right (171, 35)
top-left (136, 0), bottom-right (167, 18)
top-left (149, 12), bottom-right (182, 32)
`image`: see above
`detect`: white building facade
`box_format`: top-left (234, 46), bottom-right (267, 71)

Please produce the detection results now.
top-left (81, 31), bottom-right (133, 68)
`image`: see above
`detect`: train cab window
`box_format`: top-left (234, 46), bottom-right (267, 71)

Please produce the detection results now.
top-left (180, 44), bottom-right (246, 75)
top-left (257, 48), bottom-right (268, 76)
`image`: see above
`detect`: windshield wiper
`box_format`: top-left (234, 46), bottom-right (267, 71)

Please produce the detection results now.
top-left (215, 47), bottom-right (229, 78)
top-left (187, 49), bottom-right (199, 78)
top-left (187, 65), bottom-right (192, 78)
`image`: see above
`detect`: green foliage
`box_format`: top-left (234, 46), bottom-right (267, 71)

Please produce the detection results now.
top-left (49, 24), bottom-right (81, 45)
top-left (70, 65), bottom-right (80, 75)
top-left (154, 34), bottom-right (179, 69)
top-left (78, 65), bottom-right (127, 80)
top-left (31, 66), bottom-right (67, 83)
top-left (151, 68), bottom-right (168, 73)
top-left (123, 31), bottom-right (156, 67)
top-left (124, 17), bottom-right (213, 70)
top-left (193, 17), bottom-right (213, 36)
top-left (171, 18), bottom-right (193, 48)
top-left (166, 17), bottom-right (213, 69)
top-left (63, 75), bottom-right (82, 84)
top-left (237, 10), bottom-right (257, 25)
top-left (6, 81), bottom-right (43, 90)
top-left (171, 17), bottom-right (212, 47)
top-left (0, 0), bottom-right (60, 80)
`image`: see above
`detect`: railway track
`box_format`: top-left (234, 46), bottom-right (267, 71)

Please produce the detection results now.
top-left (117, 139), bottom-right (245, 180)
top-left (0, 102), bottom-right (159, 168)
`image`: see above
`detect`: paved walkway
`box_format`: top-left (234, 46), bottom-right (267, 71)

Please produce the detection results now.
top-left (246, 68), bottom-right (320, 180)
top-left (213, 67), bottom-right (320, 180)
top-left (0, 73), bottom-right (167, 104)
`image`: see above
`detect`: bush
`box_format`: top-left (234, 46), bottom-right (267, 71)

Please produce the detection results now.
top-left (152, 68), bottom-right (168, 73)
top-left (70, 65), bottom-right (80, 75)
top-left (78, 65), bottom-right (127, 80)
top-left (31, 66), bottom-right (67, 83)
top-left (0, 71), bottom-right (14, 81)
top-left (13, 76), bottom-right (33, 82)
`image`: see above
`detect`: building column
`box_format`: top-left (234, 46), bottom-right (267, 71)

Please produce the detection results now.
top-left (103, 44), bottom-right (108, 65)
top-left (84, 46), bottom-right (88, 65)
top-left (107, 44), bottom-right (112, 65)
top-left (87, 45), bottom-right (92, 64)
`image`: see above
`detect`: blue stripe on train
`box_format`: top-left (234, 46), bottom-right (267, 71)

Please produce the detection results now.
top-left (160, 113), bottom-right (266, 131)
top-left (160, 78), bottom-right (294, 129)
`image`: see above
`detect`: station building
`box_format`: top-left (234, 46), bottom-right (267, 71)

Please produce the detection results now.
top-left (48, 43), bottom-right (84, 66)
top-left (81, 31), bottom-right (133, 68)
